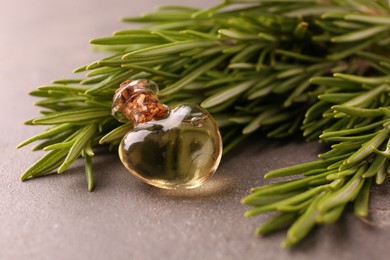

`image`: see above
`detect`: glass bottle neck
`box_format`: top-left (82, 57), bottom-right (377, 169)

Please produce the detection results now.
top-left (123, 92), bottom-right (169, 125)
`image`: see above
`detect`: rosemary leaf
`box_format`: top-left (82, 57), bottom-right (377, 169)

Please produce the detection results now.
top-left (32, 108), bottom-right (111, 125)
top-left (58, 124), bottom-right (98, 173)
top-left (85, 153), bottom-right (94, 192)
top-left (17, 123), bottom-right (73, 148)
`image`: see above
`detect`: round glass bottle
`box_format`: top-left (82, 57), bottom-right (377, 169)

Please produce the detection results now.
top-left (112, 79), bottom-right (222, 189)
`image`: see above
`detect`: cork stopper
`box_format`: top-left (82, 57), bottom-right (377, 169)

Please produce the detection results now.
top-left (112, 79), bottom-right (169, 125)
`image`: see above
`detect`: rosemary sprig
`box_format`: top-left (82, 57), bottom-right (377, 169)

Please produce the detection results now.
top-left (19, 0), bottom-right (390, 246)
top-left (243, 75), bottom-right (390, 247)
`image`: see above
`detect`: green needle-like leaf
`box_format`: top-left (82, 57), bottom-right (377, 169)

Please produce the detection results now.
top-left (245, 185), bottom-right (328, 217)
top-left (256, 212), bottom-right (298, 236)
top-left (334, 74), bottom-right (390, 86)
top-left (85, 153), bottom-right (94, 192)
top-left (331, 105), bottom-right (385, 117)
top-left (264, 155), bottom-right (347, 178)
top-left (99, 123), bottom-right (132, 144)
top-left (344, 128), bottom-right (389, 167)
top-left (331, 25), bottom-right (388, 42)
top-left (282, 193), bottom-right (325, 248)
top-left (202, 79), bottom-right (257, 108)
top-left (58, 124), bottom-right (98, 173)
top-left (91, 35), bottom-right (167, 45)
top-left (345, 14), bottom-right (390, 25)
top-left (20, 149), bottom-right (69, 181)
top-left (320, 120), bottom-right (387, 139)
top-left (354, 177), bottom-right (372, 217)
top-left (316, 204), bottom-right (345, 224)
top-left (362, 154), bottom-right (387, 178)
top-left (319, 165), bottom-right (367, 212)
top-left (32, 109), bottom-right (111, 125)
top-left (160, 54), bottom-right (228, 96)
top-left (17, 123), bottom-right (73, 148)
top-left (122, 40), bottom-right (217, 59)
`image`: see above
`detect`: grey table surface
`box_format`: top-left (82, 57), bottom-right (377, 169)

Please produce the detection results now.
top-left (1, 0), bottom-right (390, 259)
